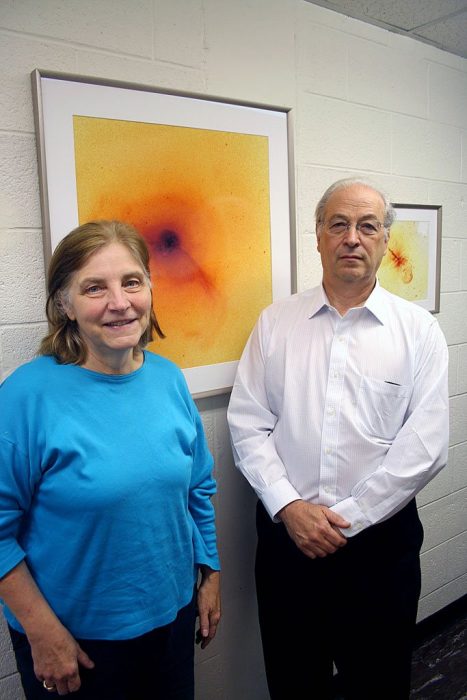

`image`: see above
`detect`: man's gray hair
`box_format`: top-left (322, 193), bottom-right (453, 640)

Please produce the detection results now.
top-left (314, 178), bottom-right (396, 234)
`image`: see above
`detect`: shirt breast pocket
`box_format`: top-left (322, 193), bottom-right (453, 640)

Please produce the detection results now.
top-left (356, 376), bottom-right (410, 441)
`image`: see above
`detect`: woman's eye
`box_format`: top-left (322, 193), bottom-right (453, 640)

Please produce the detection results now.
top-left (124, 279), bottom-right (142, 289)
top-left (85, 285), bottom-right (103, 294)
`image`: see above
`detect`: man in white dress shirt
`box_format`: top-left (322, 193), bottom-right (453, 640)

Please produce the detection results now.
top-left (227, 179), bottom-right (449, 699)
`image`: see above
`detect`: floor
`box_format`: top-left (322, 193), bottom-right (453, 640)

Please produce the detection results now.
top-left (410, 603), bottom-right (467, 699)
top-left (332, 596), bottom-right (467, 699)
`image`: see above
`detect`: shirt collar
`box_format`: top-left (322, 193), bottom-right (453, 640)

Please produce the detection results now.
top-left (364, 280), bottom-right (388, 325)
top-left (309, 280), bottom-right (388, 325)
top-left (308, 285), bottom-right (329, 318)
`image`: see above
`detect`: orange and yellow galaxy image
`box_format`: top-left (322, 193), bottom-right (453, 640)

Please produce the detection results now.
top-left (379, 220), bottom-right (429, 302)
top-left (73, 115), bottom-right (272, 369)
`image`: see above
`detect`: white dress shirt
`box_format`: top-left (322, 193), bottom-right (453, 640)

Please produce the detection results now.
top-left (227, 282), bottom-right (449, 537)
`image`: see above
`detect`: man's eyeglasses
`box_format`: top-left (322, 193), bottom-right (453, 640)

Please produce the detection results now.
top-left (323, 220), bottom-right (385, 237)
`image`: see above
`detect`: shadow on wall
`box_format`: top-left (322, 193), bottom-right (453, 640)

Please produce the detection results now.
top-left (195, 392), bottom-right (269, 700)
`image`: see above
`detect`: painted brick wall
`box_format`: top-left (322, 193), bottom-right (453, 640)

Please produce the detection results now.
top-left (0, 1), bottom-right (466, 698)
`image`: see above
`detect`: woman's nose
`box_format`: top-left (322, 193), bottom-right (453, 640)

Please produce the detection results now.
top-left (107, 287), bottom-right (130, 310)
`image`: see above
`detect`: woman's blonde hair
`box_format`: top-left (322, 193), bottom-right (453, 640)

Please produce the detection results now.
top-left (39, 220), bottom-right (164, 364)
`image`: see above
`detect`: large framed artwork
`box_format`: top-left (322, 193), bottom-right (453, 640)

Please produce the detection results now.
top-left (31, 70), bottom-right (295, 397)
top-left (378, 203), bottom-right (442, 313)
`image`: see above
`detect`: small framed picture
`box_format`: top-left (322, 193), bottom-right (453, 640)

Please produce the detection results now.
top-left (378, 204), bottom-right (442, 313)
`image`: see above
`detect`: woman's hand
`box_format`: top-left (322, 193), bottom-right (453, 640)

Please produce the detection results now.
top-left (0, 562), bottom-right (94, 695)
top-left (196, 567), bottom-right (221, 649)
top-left (28, 620), bottom-right (94, 695)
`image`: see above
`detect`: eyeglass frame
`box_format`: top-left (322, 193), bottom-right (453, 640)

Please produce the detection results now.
top-left (318, 218), bottom-right (389, 238)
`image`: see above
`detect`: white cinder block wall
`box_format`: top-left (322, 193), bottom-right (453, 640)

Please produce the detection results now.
top-left (0, 1), bottom-right (466, 698)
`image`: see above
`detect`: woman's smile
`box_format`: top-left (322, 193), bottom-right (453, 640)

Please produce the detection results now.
top-left (64, 242), bottom-right (152, 373)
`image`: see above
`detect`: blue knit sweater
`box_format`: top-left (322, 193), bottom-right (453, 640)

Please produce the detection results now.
top-left (0, 351), bottom-right (219, 639)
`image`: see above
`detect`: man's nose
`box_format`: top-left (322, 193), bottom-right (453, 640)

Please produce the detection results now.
top-left (343, 224), bottom-right (360, 245)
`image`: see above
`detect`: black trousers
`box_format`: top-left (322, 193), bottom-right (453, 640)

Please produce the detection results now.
top-left (255, 499), bottom-right (424, 700)
top-left (9, 592), bottom-right (197, 700)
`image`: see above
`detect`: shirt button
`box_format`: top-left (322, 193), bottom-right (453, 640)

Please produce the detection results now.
top-left (325, 447), bottom-right (332, 455)
top-left (327, 407), bottom-right (335, 415)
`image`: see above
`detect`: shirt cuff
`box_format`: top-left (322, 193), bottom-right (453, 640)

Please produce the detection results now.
top-left (261, 478), bottom-right (303, 522)
top-left (331, 497), bottom-right (372, 537)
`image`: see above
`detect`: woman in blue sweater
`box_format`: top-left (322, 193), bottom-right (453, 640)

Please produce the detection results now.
top-left (0, 220), bottom-right (220, 699)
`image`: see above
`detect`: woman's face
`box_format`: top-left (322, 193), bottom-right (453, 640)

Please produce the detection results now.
top-left (64, 242), bottom-right (152, 373)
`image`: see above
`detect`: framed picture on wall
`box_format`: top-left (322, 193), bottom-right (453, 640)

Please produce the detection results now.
top-left (378, 203), bottom-right (442, 313)
top-left (31, 69), bottom-right (295, 397)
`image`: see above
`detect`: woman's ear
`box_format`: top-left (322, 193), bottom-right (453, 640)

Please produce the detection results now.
top-left (58, 291), bottom-right (76, 321)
